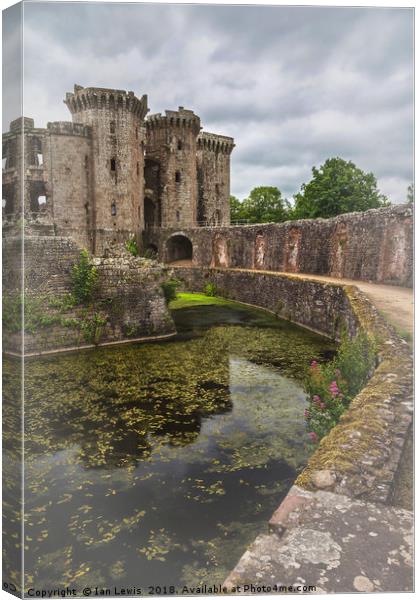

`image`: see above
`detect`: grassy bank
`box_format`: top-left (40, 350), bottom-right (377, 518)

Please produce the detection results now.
top-left (169, 292), bottom-right (240, 310)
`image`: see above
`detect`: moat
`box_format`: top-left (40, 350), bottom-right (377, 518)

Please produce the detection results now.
top-left (4, 296), bottom-right (336, 591)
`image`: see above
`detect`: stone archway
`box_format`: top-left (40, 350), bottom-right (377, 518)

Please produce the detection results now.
top-left (166, 234), bottom-right (193, 264)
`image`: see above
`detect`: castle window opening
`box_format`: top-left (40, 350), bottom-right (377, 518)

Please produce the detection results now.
top-left (110, 121), bottom-right (116, 134)
top-left (177, 140), bottom-right (182, 150)
top-left (37, 153), bottom-right (43, 166)
top-left (111, 202), bottom-right (117, 216)
top-left (84, 155), bottom-right (89, 169)
top-left (136, 162), bottom-right (139, 176)
top-left (135, 127), bottom-right (138, 139)
top-left (176, 210), bottom-right (180, 222)
top-left (110, 158), bottom-right (116, 172)
top-left (29, 181), bottom-right (46, 213)
top-left (175, 171), bottom-right (181, 183)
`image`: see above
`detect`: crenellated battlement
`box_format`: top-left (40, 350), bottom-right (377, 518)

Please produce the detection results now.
top-left (198, 131), bottom-right (235, 154)
top-left (3, 84), bottom-right (234, 246)
top-left (64, 84), bottom-right (148, 118)
top-left (47, 121), bottom-right (92, 138)
top-left (146, 107), bottom-right (201, 135)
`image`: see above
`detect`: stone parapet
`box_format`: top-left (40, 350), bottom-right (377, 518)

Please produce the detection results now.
top-left (64, 84), bottom-right (148, 119)
top-left (197, 131), bottom-right (235, 154)
top-left (147, 204), bottom-right (413, 286)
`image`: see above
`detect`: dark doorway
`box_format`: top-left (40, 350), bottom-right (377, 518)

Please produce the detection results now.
top-left (144, 197), bottom-right (157, 228)
top-left (166, 235), bottom-right (193, 263)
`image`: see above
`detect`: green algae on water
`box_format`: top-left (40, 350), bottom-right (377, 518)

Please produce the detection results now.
top-left (3, 299), bottom-right (335, 590)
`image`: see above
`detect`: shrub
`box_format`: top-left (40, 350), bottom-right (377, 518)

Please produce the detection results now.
top-left (126, 237), bottom-right (139, 257)
top-left (161, 278), bottom-right (181, 303)
top-left (71, 250), bottom-right (98, 304)
top-left (204, 282), bottom-right (217, 297)
top-left (81, 312), bottom-right (107, 344)
top-left (142, 247), bottom-right (158, 260)
top-left (304, 330), bottom-right (376, 443)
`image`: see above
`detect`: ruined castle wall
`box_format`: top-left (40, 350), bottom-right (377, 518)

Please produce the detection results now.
top-left (3, 236), bottom-right (175, 355)
top-left (44, 122), bottom-right (93, 249)
top-left (2, 130), bottom-right (22, 219)
top-left (146, 109), bottom-right (201, 228)
top-left (2, 118), bottom-right (49, 223)
top-left (147, 204), bottom-right (413, 286)
top-left (196, 133), bottom-right (234, 226)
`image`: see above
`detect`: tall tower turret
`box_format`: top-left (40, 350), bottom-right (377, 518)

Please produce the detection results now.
top-left (64, 84), bottom-right (148, 252)
top-left (145, 108), bottom-right (201, 228)
top-left (197, 132), bottom-right (235, 226)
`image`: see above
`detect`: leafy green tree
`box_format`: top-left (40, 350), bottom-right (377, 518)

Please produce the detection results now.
top-left (291, 158), bottom-right (389, 220)
top-left (231, 187), bottom-right (290, 224)
top-left (230, 195), bottom-right (245, 222)
top-left (407, 183), bottom-right (414, 203)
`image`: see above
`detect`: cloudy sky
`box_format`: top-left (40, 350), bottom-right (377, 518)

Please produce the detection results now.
top-left (3, 1), bottom-right (414, 203)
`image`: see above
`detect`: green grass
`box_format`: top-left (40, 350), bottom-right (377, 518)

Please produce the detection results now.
top-left (169, 292), bottom-right (238, 310)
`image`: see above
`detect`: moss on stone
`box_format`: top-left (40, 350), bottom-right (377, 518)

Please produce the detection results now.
top-left (296, 283), bottom-right (412, 502)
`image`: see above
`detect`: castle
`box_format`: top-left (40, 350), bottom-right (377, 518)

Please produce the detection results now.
top-left (2, 84), bottom-right (235, 254)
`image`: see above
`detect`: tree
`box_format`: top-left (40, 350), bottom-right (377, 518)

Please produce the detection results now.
top-left (291, 158), bottom-right (389, 220)
top-left (407, 183), bottom-right (414, 204)
top-left (230, 195), bottom-right (245, 222)
top-left (231, 187), bottom-right (290, 224)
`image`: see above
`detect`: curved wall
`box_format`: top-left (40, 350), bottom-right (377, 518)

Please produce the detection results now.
top-left (147, 204), bottom-right (413, 287)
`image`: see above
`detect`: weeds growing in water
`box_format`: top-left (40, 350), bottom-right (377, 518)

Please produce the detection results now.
top-left (305, 330), bottom-right (376, 443)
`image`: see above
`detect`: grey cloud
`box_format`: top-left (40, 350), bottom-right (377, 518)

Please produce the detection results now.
top-left (4, 2), bottom-right (413, 204)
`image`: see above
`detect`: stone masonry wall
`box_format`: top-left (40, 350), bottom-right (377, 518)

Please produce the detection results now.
top-left (3, 236), bottom-right (175, 355)
top-left (175, 266), bottom-right (358, 340)
top-left (147, 204), bottom-right (413, 287)
top-left (45, 122), bottom-right (93, 249)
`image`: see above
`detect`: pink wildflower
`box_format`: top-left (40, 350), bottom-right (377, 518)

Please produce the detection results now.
top-left (329, 381), bottom-right (339, 397)
top-left (308, 432), bottom-right (318, 442)
top-left (320, 402), bottom-right (326, 410)
top-left (310, 360), bottom-right (318, 369)
top-left (304, 408), bottom-right (309, 418)
top-left (312, 394), bottom-right (320, 404)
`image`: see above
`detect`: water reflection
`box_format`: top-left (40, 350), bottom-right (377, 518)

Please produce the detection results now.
top-left (3, 302), bottom-right (336, 592)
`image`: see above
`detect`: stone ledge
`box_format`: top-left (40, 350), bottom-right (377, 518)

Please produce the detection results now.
top-left (296, 285), bottom-right (413, 504)
top-left (224, 486), bottom-right (413, 593)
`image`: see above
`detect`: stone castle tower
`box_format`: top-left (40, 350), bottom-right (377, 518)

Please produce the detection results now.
top-left (65, 86), bottom-right (148, 249)
top-left (145, 108), bottom-right (201, 229)
top-left (2, 84), bottom-right (235, 254)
